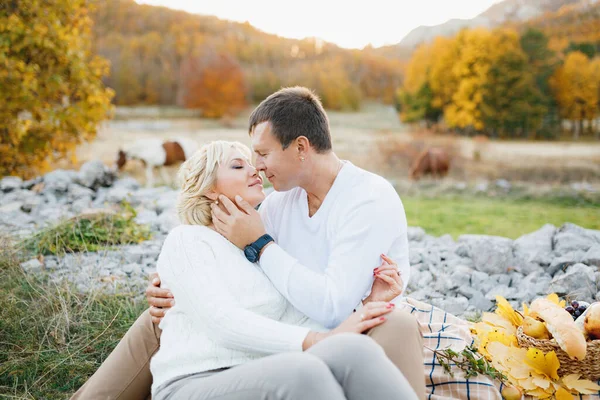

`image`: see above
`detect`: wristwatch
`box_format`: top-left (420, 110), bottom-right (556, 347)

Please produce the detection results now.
top-left (244, 234), bottom-right (274, 263)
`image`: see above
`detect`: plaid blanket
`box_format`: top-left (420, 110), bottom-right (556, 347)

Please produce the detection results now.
top-left (396, 298), bottom-right (600, 400)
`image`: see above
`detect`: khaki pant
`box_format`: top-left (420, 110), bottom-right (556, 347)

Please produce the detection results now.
top-left (71, 309), bottom-right (425, 400)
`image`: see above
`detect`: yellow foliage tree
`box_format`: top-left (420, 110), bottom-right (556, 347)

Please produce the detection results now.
top-left (0, 0), bottom-right (114, 178)
top-left (443, 28), bottom-right (495, 131)
top-left (427, 37), bottom-right (459, 111)
top-left (550, 52), bottom-right (599, 139)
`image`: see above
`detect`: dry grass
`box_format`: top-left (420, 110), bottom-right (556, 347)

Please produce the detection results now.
top-left (0, 226), bottom-right (146, 399)
top-left (48, 103), bottom-right (600, 186)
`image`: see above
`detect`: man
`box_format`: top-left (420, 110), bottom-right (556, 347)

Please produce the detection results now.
top-left (72, 87), bottom-right (424, 399)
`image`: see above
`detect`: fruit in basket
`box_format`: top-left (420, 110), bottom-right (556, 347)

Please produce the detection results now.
top-left (565, 300), bottom-right (590, 320)
top-left (501, 385), bottom-right (523, 400)
top-left (584, 302), bottom-right (600, 340)
top-left (529, 298), bottom-right (587, 360)
top-left (522, 316), bottom-right (551, 340)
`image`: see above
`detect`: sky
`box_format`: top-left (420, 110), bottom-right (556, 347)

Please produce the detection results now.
top-left (135, 0), bottom-right (505, 49)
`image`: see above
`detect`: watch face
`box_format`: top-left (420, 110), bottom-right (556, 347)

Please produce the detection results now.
top-left (244, 246), bottom-right (258, 262)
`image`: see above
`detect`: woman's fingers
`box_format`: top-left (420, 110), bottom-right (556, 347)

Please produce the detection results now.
top-left (375, 271), bottom-right (398, 286)
top-left (380, 254), bottom-right (397, 265)
top-left (359, 303), bottom-right (395, 321)
top-left (357, 316), bottom-right (388, 332)
top-left (374, 263), bottom-right (399, 274)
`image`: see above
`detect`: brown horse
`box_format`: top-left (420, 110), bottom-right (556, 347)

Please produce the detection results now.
top-left (409, 148), bottom-right (450, 180)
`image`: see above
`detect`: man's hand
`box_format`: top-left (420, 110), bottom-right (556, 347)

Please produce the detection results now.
top-left (211, 195), bottom-right (266, 249)
top-left (364, 254), bottom-right (404, 304)
top-left (146, 272), bottom-right (175, 324)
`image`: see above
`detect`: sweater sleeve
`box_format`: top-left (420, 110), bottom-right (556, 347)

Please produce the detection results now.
top-left (161, 231), bottom-right (310, 354)
top-left (258, 191), bottom-right (409, 329)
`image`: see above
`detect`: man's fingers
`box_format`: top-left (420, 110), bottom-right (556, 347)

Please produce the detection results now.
top-left (211, 212), bottom-right (228, 235)
top-left (149, 306), bottom-right (166, 319)
top-left (211, 203), bottom-right (232, 223)
top-left (149, 296), bottom-right (176, 308)
top-left (234, 195), bottom-right (255, 215)
top-left (218, 195), bottom-right (241, 216)
top-left (146, 285), bottom-right (173, 299)
top-left (149, 271), bottom-right (159, 284)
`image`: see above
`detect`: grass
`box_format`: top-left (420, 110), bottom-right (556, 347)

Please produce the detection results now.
top-left (0, 236), bottom-right (146, 399)
top-left (403, 196), bottom-right (600, 239)
top-left (1, 205), bottom-right (152, 399)
top-left (20, 202), bottom-right (151, 256)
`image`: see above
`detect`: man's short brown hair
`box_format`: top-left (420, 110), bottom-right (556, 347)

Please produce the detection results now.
top-left (248, 87), bottom-right (332, 153)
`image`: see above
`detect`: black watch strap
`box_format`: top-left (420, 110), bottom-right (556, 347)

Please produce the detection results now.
top-left (245, 234), bottom-right (274, 262)
top-left (253, 234), bottom-right (273, 253)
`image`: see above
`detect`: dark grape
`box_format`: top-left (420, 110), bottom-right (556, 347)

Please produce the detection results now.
top-left (566, 306), bottom-right (575, 313)
top-left (574, 310), bottom-right (581, 318)
top-left (578, 305), bottom-right (587, 313)
top-left (571, 301), bottom-right (579, 309)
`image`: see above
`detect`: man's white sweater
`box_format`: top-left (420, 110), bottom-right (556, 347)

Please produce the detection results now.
top-left (259, 161), bottom-right (410, 329)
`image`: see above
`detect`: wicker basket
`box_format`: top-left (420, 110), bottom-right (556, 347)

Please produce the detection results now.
top-left (516, 326), bottom-right (600, 381)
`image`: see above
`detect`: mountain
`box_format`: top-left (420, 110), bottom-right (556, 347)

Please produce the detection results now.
top-left (397, 0), bottom-right (582, 48)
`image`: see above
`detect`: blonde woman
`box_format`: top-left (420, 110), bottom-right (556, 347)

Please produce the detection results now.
top-left (150, 140), bottom-right (417, 400)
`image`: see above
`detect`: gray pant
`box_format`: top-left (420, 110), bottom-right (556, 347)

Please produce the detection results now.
top-left (154, 333), bottom-right (418, 400)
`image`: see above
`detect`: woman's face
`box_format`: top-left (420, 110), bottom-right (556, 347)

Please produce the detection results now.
top-left (213, 148), bottom-right (265, 208)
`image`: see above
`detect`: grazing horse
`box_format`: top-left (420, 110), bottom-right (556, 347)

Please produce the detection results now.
top-left (409, 148), bottom-right (450, 180)
top-left (116, 138), bottom-right (197, 187)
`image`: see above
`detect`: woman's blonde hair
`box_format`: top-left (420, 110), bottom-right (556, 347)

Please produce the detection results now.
top-left (176, 140), bottom-right (251, 226)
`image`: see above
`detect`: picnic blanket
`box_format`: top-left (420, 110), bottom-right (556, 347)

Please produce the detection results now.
top-left (396, 298), bottom-right (600, 400)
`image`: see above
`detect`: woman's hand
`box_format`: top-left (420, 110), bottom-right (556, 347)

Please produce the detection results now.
top-left (304, 302), bottom-right (395, 349)
top-left (364, 254), bottom-right (404, 304)
top-left (146, 273), bottom-right (175, 324)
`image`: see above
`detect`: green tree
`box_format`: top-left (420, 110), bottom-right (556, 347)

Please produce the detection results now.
top-left (520, 29), bottom-right (560, 139)
top-left (481, 35), bottom-right (546, 138)
top-left (565, 42), bottom-right (597, 59)
top-left (0, 0), bottom-right (114, 177)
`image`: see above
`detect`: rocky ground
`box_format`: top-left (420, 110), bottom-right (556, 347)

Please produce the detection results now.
top-left (1, 161), bottom-right (599, 317)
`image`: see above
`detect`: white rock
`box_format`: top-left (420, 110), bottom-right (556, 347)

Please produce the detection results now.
top-left (0, 176), bottom-right (22, 192)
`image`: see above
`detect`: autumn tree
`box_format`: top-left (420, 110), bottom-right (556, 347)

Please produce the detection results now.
top-left (178, 49), bottom-right (247, 118)
top-left (0, 0), bottom-right (114, 178)
top-left (520, 29), bottom-right (560, 139)
top-left (481, 29), bottom-right (547, 138)
top-left (550, 51), bottom-right (599, 139)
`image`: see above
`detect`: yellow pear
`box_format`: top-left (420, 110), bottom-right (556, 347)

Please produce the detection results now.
top-left (522, 316), bottom-right (551, 340)
top-left (501, 385), bottom-right (523, 400)
top-left (584, 303), bottom-right (600, 340)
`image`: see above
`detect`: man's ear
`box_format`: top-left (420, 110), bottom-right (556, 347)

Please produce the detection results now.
top-left (296, 136), bottom-right (310, 157)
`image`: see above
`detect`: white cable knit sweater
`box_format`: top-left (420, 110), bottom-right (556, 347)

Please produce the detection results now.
top-left (149, 225), bottom-right (313, 393)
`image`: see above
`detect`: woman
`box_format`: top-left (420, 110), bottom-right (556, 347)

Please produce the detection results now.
top-left (150, 140), bottom-right (418, 400)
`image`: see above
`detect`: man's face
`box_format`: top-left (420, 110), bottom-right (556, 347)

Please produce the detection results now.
top-left (251, 121), bottom-right (302, 192)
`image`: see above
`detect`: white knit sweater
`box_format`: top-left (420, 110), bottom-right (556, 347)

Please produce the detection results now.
top-left (149, 225), bottom-right (313, 393)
